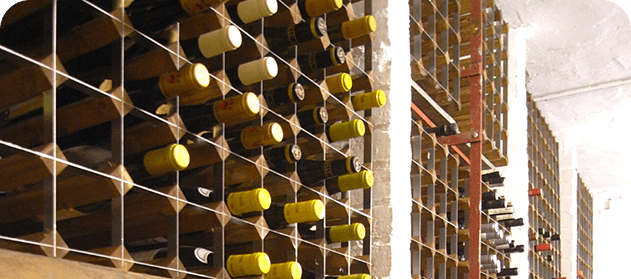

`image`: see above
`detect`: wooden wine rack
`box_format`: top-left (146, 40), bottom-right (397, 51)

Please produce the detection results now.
top-left (577, 174), bottom-right (593, 279)
top-left (409, 0), bottom-right (512, 278)
top-left (527, 94), bottom-right (562, 279)
top-left (0, 0), bottom-right (377, 278)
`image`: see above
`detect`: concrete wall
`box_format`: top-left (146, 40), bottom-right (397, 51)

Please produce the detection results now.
top-left (498, 28), bottom-right (529, 279)
top-left (369, 0), bottom-right (412, 278)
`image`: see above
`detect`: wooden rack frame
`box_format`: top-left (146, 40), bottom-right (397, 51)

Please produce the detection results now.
top-left (0, 0), bottom-right (377, 278)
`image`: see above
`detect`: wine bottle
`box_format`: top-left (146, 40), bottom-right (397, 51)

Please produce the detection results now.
top-left (351, 90), bottom-right (387, 111)
top-left (297, 47), bottom-right (346, 74)
top-left (223, 57), bottom-right (279, 87)
top-left (324, 170), bottom-right (373, 194)
top-left (226, 0), bottom-right (278, 26)
top-left (179, 92), bottom-right (261, 131)
top-left (482, 199), bottom-right (507, 210)
top-left (123, 63), bottom-right (210, 110)
top-left (302, 119), bottom-right (365, 143)
top-left (224, 122), bottom-right (285, 153)
top-left (423, 123), bottom-right (459, 137)
top-left (481, 222), bottom-right (499, 233)
top-left (546, 233), bottom-right (561, 242)
top-left (299, 223), bottom-right (365, 243)
top-left (292, 156), bottom-right (361, 186)
top-left (240, 143), bottom-right (302, 172)
top-left (227, 252), bottom-right (272, 277)
top-left (64, 144), bottom-right (189, 181)
top-left (529, 188), bottom-right (543, 196)
top-left (545, 255), bottom-right (554, 262)
top-left (263, 83), bottom-right (306, 111)
top-left (497, 267), bottom-right (519, 276)
top-left (326, 72), bottom-right (353, 94)
top-left (535, 243), bottom-right (552, 252)
top-left (181, 187), bottom-right (271, 215)
top-left (297, 106), bottom-right (329, 129)
top-left (266, 261), bottom-right (303, 279)
top-left (263, 199), bottom-right (325, 230)
top-left (131, 246), bottom-right (214, 270)
top-left (126, 0), bottom-right (230, 35)
top-left (327, 16), bottom-right (377, 44)
top-left (297, 0), bottom-right (343, 19)
top-left (179, 25), bottom-right (244, 61)
top-left (502, 217), bottom-right (524, 227)
top-left (482, 191), bottom-right (498, 201)
top-left (263, 17), bottom-right (328, 52)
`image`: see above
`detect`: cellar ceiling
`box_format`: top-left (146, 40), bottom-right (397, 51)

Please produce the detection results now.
top-left (496, 0), bottom-right (631, 191)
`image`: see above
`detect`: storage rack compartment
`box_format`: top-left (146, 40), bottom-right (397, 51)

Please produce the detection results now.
top-left (577, 174), bottom-right (593, 279)
top-left (409, 0), bottom-right (512, 278)
top-left (527, 94), bottom-right (562, 279)
top-left (0, 0), bottom-right (379, 278)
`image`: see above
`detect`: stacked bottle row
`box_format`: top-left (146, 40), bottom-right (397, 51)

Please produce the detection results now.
top-left (410, 122), bottom-right (461, 279)
top-left (0, 0), bottom-right (381, 278)
top-left (410, 121), bottom-right (523, 279)
top-left (527, 94), bottom-right (562, 279)
top-left (576, 175), bottom-right (593, 279)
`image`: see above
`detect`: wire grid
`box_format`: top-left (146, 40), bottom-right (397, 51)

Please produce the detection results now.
top-left (0, 0), bottom-right (377, 277)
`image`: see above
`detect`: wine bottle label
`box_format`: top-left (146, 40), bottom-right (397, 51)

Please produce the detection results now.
top-left (194, 248), bottom-right (212, 264)
top-left (352, 90), bottom-right (387, 110)
top-left (237, 57), bottom-right (278, 86)
top-left (240, 122), bottom-right (284, 150)
top-left (159, 63), bottom-right (211, 99)
top-left (329, 223), bottom-right (366, 243)
top-left (198, 26), bottom-right (243, 59)
top-left (180, 0), bottom-right (228, 15)
top-left (144, 144), bottom-right (191, 176)
top-left (237, 0), bottom-right (278, 24)
top-left (328, 119), bottom-right (366, 142)
top-left (227, 188), bottom-right (272, 215)
top-left (304, 0), bottom-right (343, 18)
top-left (226, 252), bottom-right (271, 277)
top-left (325, 73), bottom-right (353, 94)
top-left (212, 92), bottom-right (260, 123)
top-left (339, 275), bottom-right (371, 279)
top-left (266, 262), bottom-right (302, 279)
top-left (198, 187), bottom-right (212, 197)
top-left (283, 199), bottom-right (325, 224)
top-left (337, 170), bottom-right (374, 192)
top-left (341, 15), bottom-right (377, 40)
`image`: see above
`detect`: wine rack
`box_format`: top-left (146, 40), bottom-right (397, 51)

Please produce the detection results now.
top-left (0, 0), bottom-right (378, 278)
top-left (527, 94), bottom-right (562, 279)
top-left (577, 174), bottom-right (593, 279)
top-left (409, 0), bottom-right (512, 278)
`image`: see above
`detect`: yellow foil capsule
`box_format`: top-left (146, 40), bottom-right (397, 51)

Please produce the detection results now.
top-left (227, 252), bottom-right (271, 277)
top-left (352, 90), bottom-right (386, 110)
top-left (213, 92), bottom-right (261, 123)
top-left (337, 170), bottom-right (374, 192)
top-left (304, 0), bottom-right (343, 18)
top-left (227, 188), bottom-right (272, 215)
top-left (325, 73), bottom-right (353, 94)
top-left (158, 63), bottom-right (210, 99)
top-left (143, 144), bottom-right (190, 176)
top-left (341, 15), bottom-right (377, 40)
top-left (329, 223), bottom-right (366, 243)
top-left (265, 261), bottom-right (302, 279)
top-left (241, 122), bottom-right (284, 149)
top-left (328, 119), bottom-right (366, 142)
top-left (284, 199), bottom-right (325, 224)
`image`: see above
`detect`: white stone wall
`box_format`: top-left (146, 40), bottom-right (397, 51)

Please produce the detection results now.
top-left (497, 27), bottom-right (529, 279)
top-left (370, 0), bottom-right (412, 278)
